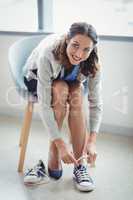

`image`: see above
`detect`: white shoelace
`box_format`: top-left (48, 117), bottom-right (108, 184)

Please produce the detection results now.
top-left (74, 164), bottom-right (93, 183)
top-left (26, 165), bottom-right (46, 177)
top-left (77, 154), bottom-right (96, 167)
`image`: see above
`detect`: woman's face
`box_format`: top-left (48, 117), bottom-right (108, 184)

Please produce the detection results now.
top-left (66, 34), bottom-right (94, 65)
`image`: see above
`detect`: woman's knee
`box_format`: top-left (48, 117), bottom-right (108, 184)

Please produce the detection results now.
top-left (52, 80), bottom-right (69, 108)
top-left (68, 83), bottom-right (83, 111)
top-left (52, 80), bottom-right (69, 92)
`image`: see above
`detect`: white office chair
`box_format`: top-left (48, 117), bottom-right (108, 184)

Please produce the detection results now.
top-left (8, 35), bottom-right (47, 173)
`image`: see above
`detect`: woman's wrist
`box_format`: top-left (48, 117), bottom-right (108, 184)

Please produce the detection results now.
top-left (53, 138), bottom-right (66, 149)
top-left (88, 132), bottom-right (97, 144)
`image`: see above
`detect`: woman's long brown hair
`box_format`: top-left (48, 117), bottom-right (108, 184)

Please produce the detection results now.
top-left (52, 22), bottom-right (100, 78)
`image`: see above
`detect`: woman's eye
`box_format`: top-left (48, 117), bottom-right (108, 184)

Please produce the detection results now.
top-left (72, 43), bottom-right (79, 48)
top-left (84, 48), bottom-right (91, 53)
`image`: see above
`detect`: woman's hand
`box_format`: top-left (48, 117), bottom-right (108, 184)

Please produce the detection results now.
top-left (82, 132), bottom-right (97, 167)
top-left (86, 142), bottom-right (97, 167)
top-left (53, 138), bottom-right (78, 166)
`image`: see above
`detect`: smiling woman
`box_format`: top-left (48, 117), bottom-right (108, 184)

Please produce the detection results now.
top-left (23, 22), bottom-right (103, 192)
top-left (66, 34), bottom-right (94, 65)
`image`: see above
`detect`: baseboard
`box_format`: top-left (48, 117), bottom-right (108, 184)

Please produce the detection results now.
top-left (0, 107), bottom-right (133, 136)
top-left (0, 106), bottom-right (40, 120)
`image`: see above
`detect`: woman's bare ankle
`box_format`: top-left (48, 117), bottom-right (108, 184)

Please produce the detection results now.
top-left (48, 142), bottom-right (61, 170)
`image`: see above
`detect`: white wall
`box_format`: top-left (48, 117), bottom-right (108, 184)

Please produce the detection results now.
top-left (0, 34), bottom-right (132, 136)
top-left (98, 38), bottom-right (133, 135)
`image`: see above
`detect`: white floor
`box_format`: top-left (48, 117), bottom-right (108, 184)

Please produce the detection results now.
top-left (0, 116), bottom-right (133, 200)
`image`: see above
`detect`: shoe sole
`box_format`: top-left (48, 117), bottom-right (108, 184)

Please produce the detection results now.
top-left (73, 178), bottom-right (95, 192)
top-left (75, 183), bottom-right (95, 192)
top-left (24, 178), bottom-right (50, 186)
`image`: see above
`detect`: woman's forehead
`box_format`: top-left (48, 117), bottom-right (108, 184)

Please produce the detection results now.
top-left (70, 34), bottom-right (93, 47)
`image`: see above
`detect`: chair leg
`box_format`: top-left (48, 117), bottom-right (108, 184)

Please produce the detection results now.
top-left (19, 123), bottom-right (26, 147)
top-left (18, 102), bottom-right (34, 173)
top-left (19, 102), bottom-right (32, 147)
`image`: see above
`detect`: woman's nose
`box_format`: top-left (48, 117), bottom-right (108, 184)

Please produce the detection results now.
top-left (75, 49), bottom-right (83, 58)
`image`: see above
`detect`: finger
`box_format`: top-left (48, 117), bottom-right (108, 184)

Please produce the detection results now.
top-left (92, 153), bottom-right (97, 166)
top-left (69, 154), bottom-right (78, 166)
top-left (93, 153), bottom-right (97, 162)
top-left (61, 155), bottom-right (68, 163)
top-left (90, 152), bottom-right (97, 163)
top-left (89, 153), bottom-right (97, 167)
top-left (87, 156), bottom-right (94, 167)
top-left (65, 156), bottom-right (74, 164)
top-left (62, 155), bottom-right (74, 164)
top-left (89, 154), bottom-right (94, 164)
top-left (63, 156), bottom-right (71, 164)
top-left (64, 159), bottom-right (72, 164)
top-left (87, 155), bottom-right (91, 163)
top-left (63, 158), bottom-right (71, 164)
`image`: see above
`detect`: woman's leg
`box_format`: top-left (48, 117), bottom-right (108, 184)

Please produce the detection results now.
top-left (48, 80), bottom-right (69, 170)
top-left (51, 80), bottom-right (69, 129)
top-left (68, 82), bottom-right (87, 161)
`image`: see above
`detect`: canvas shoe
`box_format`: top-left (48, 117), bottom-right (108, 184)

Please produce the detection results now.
top-left (24, 160), bottom-right (49, 186)
top-left (73, 164), bottom-right (95, 192)
top-left (48, 166), bottom-right (63, 180)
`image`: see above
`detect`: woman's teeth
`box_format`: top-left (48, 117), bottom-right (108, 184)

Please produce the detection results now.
top-left (72, 56), bottom-right (80, 61)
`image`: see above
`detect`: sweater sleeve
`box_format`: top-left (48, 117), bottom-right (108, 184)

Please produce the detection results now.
top-left (87, 69), bottom-right (103, 133)
top-left (37, 55), bottom-right (62, 140)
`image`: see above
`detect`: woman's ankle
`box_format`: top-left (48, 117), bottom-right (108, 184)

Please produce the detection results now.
top-left (48, 142), bottom-right (61, 170)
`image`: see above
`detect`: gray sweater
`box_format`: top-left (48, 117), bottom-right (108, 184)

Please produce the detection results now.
top-left (24, 34), bottom-right (103, 140)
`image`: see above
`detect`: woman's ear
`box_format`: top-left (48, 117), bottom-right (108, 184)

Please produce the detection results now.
top-left (65, 35), bottom-right (70, 45)
top-left (66, 39), bottom-right (69, 45)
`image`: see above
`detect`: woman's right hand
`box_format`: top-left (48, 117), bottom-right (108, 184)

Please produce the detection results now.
top-left (54, 138), bottom-right (78, 165)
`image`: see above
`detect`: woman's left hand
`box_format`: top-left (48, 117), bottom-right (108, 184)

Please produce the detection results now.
top-left (82, 132), bottom-right (97, 167)
top-left (86, 141), bottom-right (97, 167)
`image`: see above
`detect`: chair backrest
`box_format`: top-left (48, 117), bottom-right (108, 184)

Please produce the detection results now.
top-left (8, 34), bottom-right (48, 97)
